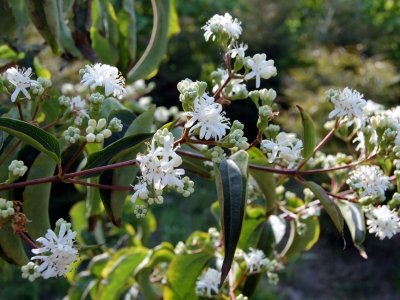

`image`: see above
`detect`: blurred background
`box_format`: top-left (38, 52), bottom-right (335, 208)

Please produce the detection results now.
top-left (1, 0), bottom-right (400, 299)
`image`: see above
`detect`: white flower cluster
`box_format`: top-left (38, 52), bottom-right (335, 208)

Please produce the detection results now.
top-left (347, 165), bottom-right (390, 199)
top-left (327, 87), bottom-right (367, 125)
top-left (21, 262), bottom-right (41, 282)
top-left (31, 219), bottom-right (78, 279)
top-left (70, 96), bottom-right (88, 126)
top-left (202, 13), bottom-right (242, 42)
top-left (183, 93), bottom-right (230, 141)
top-left (366, 205), bottom-right (400, 240)
top-left (80, 63), bottom-right (127, 99)
top-left (6, 67), bottom-right (39, 102)
top-left (132, 130), bottom-right (192, 205)
top-left (244, 53), bottom-right (277, 88)
top-left (195, 268), bottom-right (220, 297)
top-left (260, 132), bottom-right (303, 169)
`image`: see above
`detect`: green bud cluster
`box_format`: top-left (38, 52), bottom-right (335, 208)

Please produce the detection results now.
top-left (21, 262), bottom-right (41, 282)
top-left (177, 79), bottom-right (207, 109)
top-left (58, 95), bottom-right (71, 107)
top-left (134, 205), bottom-right (148, 218)
top-left (108, 117), bottom-right (123, 132)
top-left (259, 88), bottom-right (277, 106)
top-left (258, 105), bottom-right (273, 121)
top-left (388, 192), bottom-right (400, 209)
top-left (153, 128), bottom-right (174, 146)
top-left (31, 84), bottom-right (44, 95)
top-left (55, 218), bottom-right (72, 231)
top-left (0, 198), bottom-right (14, 219)
top-left (89, 92), bottom-right (105, 105)
top-left (202, 146), bottom-right (225, 163)
top-left (37, 77), bottom-right (52, 88)
top-left (325, 89), bottom-right (339, 102)
top-left (264, 124), bottom-right (280, 140)
top-left (64, 126), bottom-right (84, 144)
top-left (8, 160), bottom-right (28, 177)
top-left (176, 176), bottom-right (195, 197)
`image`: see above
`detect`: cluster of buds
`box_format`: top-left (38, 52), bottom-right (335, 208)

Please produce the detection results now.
top-left (86, 119), bottom-right (112, 143)
top-left (0, 198), bottom-right (14, 219)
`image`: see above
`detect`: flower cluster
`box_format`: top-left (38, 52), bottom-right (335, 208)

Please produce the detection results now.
top-left (31, 219), bottom-right (78, 279)
top-left (6, 67), bottom-right (39, 102)
top-left (183, 92), bottom-right (230, 141)
top-left (132, 129), bottom-right (192, 207)
top-left (366, 205), bottom-right (400, 240)
top-left (80, 63), bottom-right (127, 99)
top-left (201, 13), bottom-right (242, 42)
top-left (86, 118), bottom-right (113, 143)
top-left (347, 165), bottom-right (390, 200)
top-left (8, 160), bottom-right (28, 177)
top-left (244, 54), bottom-right (277, 88)
top-left (195, 268), bottom-right (220, 297)
top-left (70, 96), bottom-right (88, 126)
top-left (0, 198), bottom-right (14, 219)
top-left (260, 132), bottom-right (303, 169)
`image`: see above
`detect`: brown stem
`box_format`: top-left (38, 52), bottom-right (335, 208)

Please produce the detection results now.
top-left (0, 140), bottom-right (22, 167)
top-left (17, 103), bottom-right (25, 121)
top-left (66, 178), bottom-right (132, 190)
top-left (18, 231), bottom-right (38, 249)
top-left (65, 160), bottom-right (137, 178)
top-left (31, 105), bottom-right (39, 121)
top-left (248, 130), bottom-right (263, 149)
top-left (60, 142), bottom-right (87, 177)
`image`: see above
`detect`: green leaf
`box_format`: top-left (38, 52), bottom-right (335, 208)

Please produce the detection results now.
top-left (168, 0), bottom-right (180, 38)
top-left (82, 133), bottom-right (152, 175)
top-left (86, 176), bottom-right (103, 219)
top-left (127, 0), bottom-right (171, 82)
top-left (88, 253), bottom-right (111, 278)
top-left (69, 201), bottom-right (87, 246)
top-left (282, 217), bottom-right (320, 259)
top-left (164, 252), bottom-right (212, 300)
top-left (23, 151), bottom-right (57, 240)
top-left (304, 181), bottom-right (344, 233)
top-left (217, 150), bottom-right (248, 286)
top-left (297, 105), bottom-right (316, 160)
top-left (248, 147), bottom-right (276, 212)
top-left (337, 200), bottom-right (367, 258)
top-left (68, 271), bottom-right (98, 300)
top-left (99, 247), bottom-right (149, 300)
top-left (0, 225), bottom-right (29, 266)
top-left (0, 118), bottom-right (60, 163)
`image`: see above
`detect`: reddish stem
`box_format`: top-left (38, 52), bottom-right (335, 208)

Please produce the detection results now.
top-left (61, 142), bottom-right (87, 177)
top-left (66, 178), bottom-right (132, 190)
top-left (18, 231), bottom-right (38, 249)
top-left (17, 103), bottom-right (25, 121)
top-left (31, 105), bottom-right (39, 121)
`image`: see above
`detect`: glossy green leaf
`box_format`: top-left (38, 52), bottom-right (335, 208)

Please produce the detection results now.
top-left (0, 118), bottom-right (60, 163)
top-left (88, 253), bottom-right (111, 278)
top-left (217, 150), bottom-right (248, 286)
top-left (304, 181), bottom-right (344, 233)
top-left (337, 200), bottom-right (367, 258)
top-left (127, 0), bottom-right (170, 82)
top-left (86, 176), bottom-right (103, 219)
top-left (68, 271), bottom-right (98, 300)
top-left (297, 105), bottom-right (316, 160)
top-left (248, 147), bottom-right (276, 212)
top-left (0, 225), bottom-right (29, 266)
top-left (282, 217), bottom-right (320, 258)
top-left (164, 252), bottom-right (212, 300)
top-left (99, 247), bottom-right (149, 300)
top-left (23, 151), bottom-right (57, 240)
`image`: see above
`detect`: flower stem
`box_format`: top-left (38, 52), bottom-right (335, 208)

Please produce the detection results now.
top-left (66, 178), bottom-right (132, 190)
top-left (17, 103), bottom-right (25, 121)
top-left (31, 105), bottom-right (39, 121)
top-left (18, 231), bottom-right (38, 249)
top-left (60, 142), bottom-right (87, 177)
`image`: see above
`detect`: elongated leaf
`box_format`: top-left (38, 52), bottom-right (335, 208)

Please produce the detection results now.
top-left (68, 271), bottom-right (98, 300)
top-left (297, 105), bottom-right (316, 160)
top-left (82, 133), bottom-right (152, 174)
top-left (164, 252), bottom-right (212, 300)
top-left (99, 247), bottom-right (149, 300)
top-left (0, 118), bottom-right (60, 163)
top-left (218, 150), bottom-right (248, 286)
top-left (337, 200), bottom-right (367, 258)
top-left (23, 151), bottom-right (57, 240)
top-left (127, 0), bottom-right (170, 82)
top-left (281, 217), bottom-right (320, 258)
top-left (248, 147), bottom-right (276, 212)
top-left (0, 225), bottom-right (29, 266)
top-left (304, 181), bottom-right (344, 233)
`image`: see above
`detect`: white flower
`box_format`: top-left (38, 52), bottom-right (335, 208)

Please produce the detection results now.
top-left (132, 131), bottom-right (186, 203)
top-left (80, 64), bottom-right (127, 99)
top-left (212, 68), bottom-right (246, 97)
top-left (347, 165), bottom-right (390, 199)
top-left (226, 42), bottom-right (248, 58)
top-left (300, 203), bottom-right (321, 219)
top-left (366, 205), bottom-right (400, 240)
top-left (70, 96), bottom-right (88, 125)
top-left (21, 262), bottom-right (41, 282)
top-left (260, 132), bottom-right (303, 169)
top-left (31, 222), bottom-right (78, 279)
top-left (6, 67), bottom-right (39, 102)
top-left (202, 13), bottom-right (242, 42)
top-left (243, 248), bottom-right (270, 273)
top-left (183, 93), bottom-right (230, 141)
top-left (328, 87), bottom-right (367, 125)
top-left (124, 283), bottom-right (140, 300)
top-left (244, 54), bottom-right (277, 88)
top-left (195, 268), bottom-right (220, 297)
